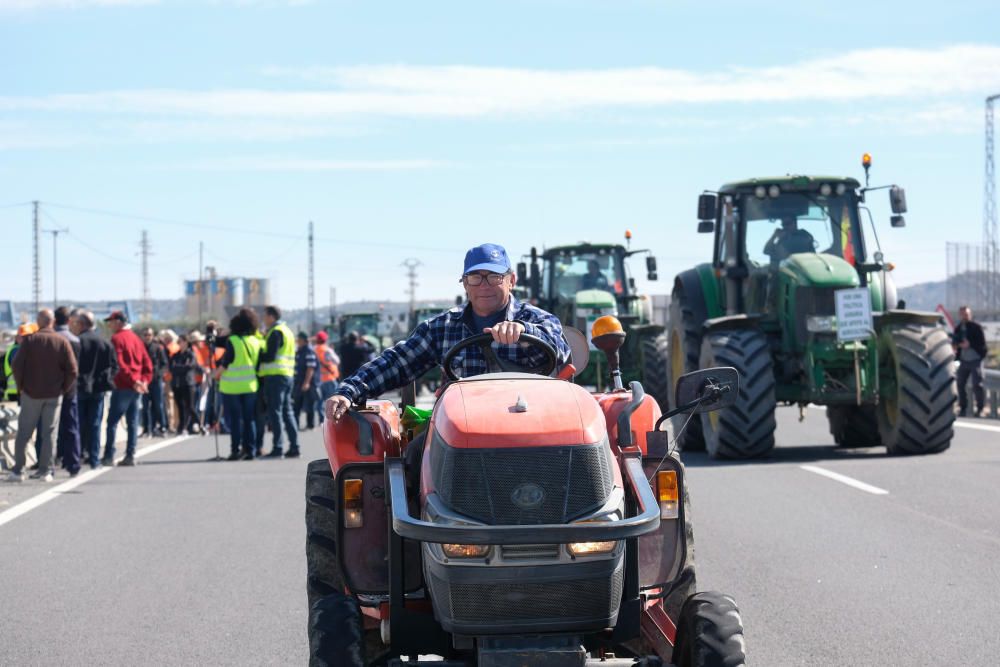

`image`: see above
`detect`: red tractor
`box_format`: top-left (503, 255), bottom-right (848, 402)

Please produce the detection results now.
top-left (306, 316), bottom-right (745, 666)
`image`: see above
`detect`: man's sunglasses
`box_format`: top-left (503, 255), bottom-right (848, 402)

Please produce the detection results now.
top-left (461, 272), bottom-right (508, 287)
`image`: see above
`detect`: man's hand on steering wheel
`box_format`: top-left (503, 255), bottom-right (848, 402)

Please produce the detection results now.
top-left (484, 321), bottom-right (525, 345)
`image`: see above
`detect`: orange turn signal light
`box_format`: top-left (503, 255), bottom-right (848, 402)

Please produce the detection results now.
top-left (657, 471), bottom-right (679, 520)
top-left (343, 478), bottom-right (364, 528)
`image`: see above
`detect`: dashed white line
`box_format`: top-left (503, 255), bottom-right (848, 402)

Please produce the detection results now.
top-left (0, 435), bottom-right (191, 529)
top-left (953, 420), bottom-right (1000, 434)
top-left (800, 464), bottom-right (889, 495)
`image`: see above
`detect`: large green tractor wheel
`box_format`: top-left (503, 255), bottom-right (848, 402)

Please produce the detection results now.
top-left (877, 324), bottom-right (956, 455)
top-left (699, 329), bottom-right (776, 459)
top-left (640, 332), bottom-right (670, 412)
top-left (668, 291), bottom-right (705, 451)
top-left (826, 405), bottom-right (882, 448)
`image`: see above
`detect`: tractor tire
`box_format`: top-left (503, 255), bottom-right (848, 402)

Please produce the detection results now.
top-left (668, 291), bottom-right (705, 451)
top-left (641, 332), bottom-right (670, 412)
top-left (699, 330), bottom-right (776, 459)
top-left (306, 459), bottom-right (344, 614)
top-left (309, 591), bottom-right (366, 667)
top-left (826, 405), bottom-right (882, 448)
top-left (672, 591), bottom-right (746, 667)
top-left (877, 324), bottom-right (956, 455)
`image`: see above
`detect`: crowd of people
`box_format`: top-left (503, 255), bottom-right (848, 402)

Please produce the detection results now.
top-left (1, 304), bottom-right (370, 482)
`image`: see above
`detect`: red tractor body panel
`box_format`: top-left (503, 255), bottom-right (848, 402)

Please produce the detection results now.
top-left (432, 378), bottom-right (607, 449)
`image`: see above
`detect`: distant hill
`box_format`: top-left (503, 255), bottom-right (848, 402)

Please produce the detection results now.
top-left (897, 280), bottom-right (946, 313)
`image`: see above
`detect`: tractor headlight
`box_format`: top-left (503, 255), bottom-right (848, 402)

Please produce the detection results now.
top-left (442, 543), bottom-right (491, 559)
top-left (806, 316), bottom-right (837, 333)
top-left (567, 540), bottom-right (616, 556)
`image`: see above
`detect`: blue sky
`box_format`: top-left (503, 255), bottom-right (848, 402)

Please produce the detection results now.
top-left (3, 0), bottom-right (1000, 308)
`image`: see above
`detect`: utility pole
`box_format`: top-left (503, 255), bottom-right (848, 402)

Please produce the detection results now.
top-left (985, 94), bottom-right (1000, 314)
top-left (198, 241), bottom-right (204, 327)
top-left (401, 258), bottom-right (421, 318)
top-left (41, 225), bottom-right (69, 307)
top-left (329, 286), bottom-right (336, 324)
top-left (139, 230), bottom-right (152, 321)
top-left (32, 201), bottom-right (41, 313)
top-left (308, 221), bottom-right (316, 332)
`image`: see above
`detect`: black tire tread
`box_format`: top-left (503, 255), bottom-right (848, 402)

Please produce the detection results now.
top-left (306, 459), bottom-right (345, 613)
top-left (309, 592), bottom-right (365, 667)
top-left (827, 404), bottom-right (882, 447)
top-left (699, 329), bottom-right (776, 459)
top-left (669, 288), bottom-right (705, 451)
top-left (878, 325), bottom-right (956, 455)
top-left (673, 591), bottom-right (746, 667)
top-left (641, 332), bottom-right (670, 412)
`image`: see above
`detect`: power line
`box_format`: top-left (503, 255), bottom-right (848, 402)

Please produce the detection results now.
top-left (41, 200), bottom-right (459, 254)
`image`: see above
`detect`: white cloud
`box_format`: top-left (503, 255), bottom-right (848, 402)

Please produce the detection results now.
top-left (4, 45), bottom-right (1000, 120)
top-left (184, 157), bottom-right (444, 171)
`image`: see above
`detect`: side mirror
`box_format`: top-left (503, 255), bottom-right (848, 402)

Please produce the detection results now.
top-left (629, 277), bottom-right (636, 289)
top-left (516, 262), bottom-right (528, 285)
top-left (646, 256), bottom-right (657, 272)
top-left (890, 215), bottom-right (906, 228)
top-left (889, 186), bottom-right (907, 214)
top-left (647, 271), bottom-right (658, 281)
top-left (698, 193), bottom-right (717, 221)
top-left (674, 367), bottom-right (739, 414)
top-left (697, 221), bottom-right (715, 234)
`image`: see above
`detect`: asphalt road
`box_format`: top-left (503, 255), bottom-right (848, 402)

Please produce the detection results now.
top-left (1, 405), bottom-right (998, 666)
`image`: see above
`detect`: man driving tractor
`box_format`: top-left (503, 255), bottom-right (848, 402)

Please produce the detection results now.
top-left (328, 243), bottom-right (571, 422)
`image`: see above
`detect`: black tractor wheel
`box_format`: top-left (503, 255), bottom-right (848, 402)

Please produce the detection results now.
top-left (309, 592), bottom-right (366, 667)
top-left (306, 459), bottom-right (344, 613)
top-left (827, 404), bottom-right (882, 447)
top-left (641, 332), bottom-right (670, 412)
top-left (699, 329), bottom-right (776, 459)
top-left (877, 324), bottom-right (956, 455)
top-left (672, 591), bottom-right (746, 667)
top-left (668, 289), bottom-right (705, 451)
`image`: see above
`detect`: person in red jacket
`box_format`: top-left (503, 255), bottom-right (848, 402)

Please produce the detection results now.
top-left (101, 311), bottom-right (152, 467)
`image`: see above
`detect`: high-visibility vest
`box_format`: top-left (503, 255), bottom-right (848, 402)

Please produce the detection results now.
top-left (2, 345), bottom-right (17, 401)
top-left (258, 322), bottom-right (295, 377)
top-left (220, 335), bottom-right (262, 395)
top-left (315, 344), bottom-right (340, 383)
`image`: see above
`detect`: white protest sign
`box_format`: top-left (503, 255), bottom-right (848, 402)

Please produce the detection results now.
top-left (835, 288), bottom-right (873, 342)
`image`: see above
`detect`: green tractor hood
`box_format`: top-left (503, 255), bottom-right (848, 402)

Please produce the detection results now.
top-left (574, 289), bottom-right (618, 309)
top-left (780, 253), bottom-right (859, 289)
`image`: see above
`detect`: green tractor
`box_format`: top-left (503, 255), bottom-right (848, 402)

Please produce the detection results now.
top-left (669, 163), bottom-right (956, 458)
top-left (518, 241), bottom-right (670, 409)
top-left (335, 311), bottom-right (389, 353)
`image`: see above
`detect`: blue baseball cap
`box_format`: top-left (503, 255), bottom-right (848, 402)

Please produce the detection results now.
top-left (463, 243), bottom-right (511, 274)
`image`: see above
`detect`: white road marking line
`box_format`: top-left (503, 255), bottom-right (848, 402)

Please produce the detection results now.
top-left (0, 435), bottom-right (191, 529)
top-left (800, 465), bottom-right (889, 495)
top-left (953, 420), bottom-right (1000, 433)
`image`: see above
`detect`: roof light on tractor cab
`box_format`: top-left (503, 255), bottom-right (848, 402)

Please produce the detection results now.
top-left (820, 183), bottom-right (832, 196)
top-left (767, 185), bottom-right (781, 198)
top-left (836, 183), bottom-right (847, 196)
top-left (862, 152), bottom-right (872, 168)
top-left (568, 540), bottom-right (616, 556)
top-left (442, 544), bottom-right (490, 559)
top-left (656, 471), bottom-right (679, 520)
top-left (754, 185), bottom-right (767, 199)
top-left (343, 478), bottom-right (364, 529)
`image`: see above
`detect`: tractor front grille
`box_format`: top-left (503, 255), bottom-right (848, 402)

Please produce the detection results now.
top-left (795, 286), bottom-right (837, 342)
top-left (429, 568), bottom-right (623, 626)
top-left (430, 436), bottom-right (614, 525)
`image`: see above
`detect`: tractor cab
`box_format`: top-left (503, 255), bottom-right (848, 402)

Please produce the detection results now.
top-left (515, 242), bottom-right (669, 408)
top-left (308, 317), bottom-right (745, 666)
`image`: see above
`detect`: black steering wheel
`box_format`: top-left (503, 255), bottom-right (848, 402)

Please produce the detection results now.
top-left (441, 333), bottom-right (558, 381)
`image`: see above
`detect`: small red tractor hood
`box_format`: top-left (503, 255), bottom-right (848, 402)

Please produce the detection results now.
top-left (432, 376), bottom-right (608, 449)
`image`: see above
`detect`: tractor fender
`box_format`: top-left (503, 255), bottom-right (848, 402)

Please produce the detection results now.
top-left (702, 314), bottom-right (762, 334)
top-left (673, 265), bottom-right (722, 325)
top-left (874, 309), bottom-right (945, 329)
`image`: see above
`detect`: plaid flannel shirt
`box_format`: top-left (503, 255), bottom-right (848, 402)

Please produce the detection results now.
top-left (336, 297), bottom-right (571, 403)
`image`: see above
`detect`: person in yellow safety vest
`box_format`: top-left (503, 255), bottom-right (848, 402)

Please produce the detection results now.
top-left (215, 308), bottom-right (262, 460)
top-left (3, 323), bottom-right (39, 402)
top-left (313, 330), bottom-right (340, 423)
top-left (258, 305), bottom-right (299, 458)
